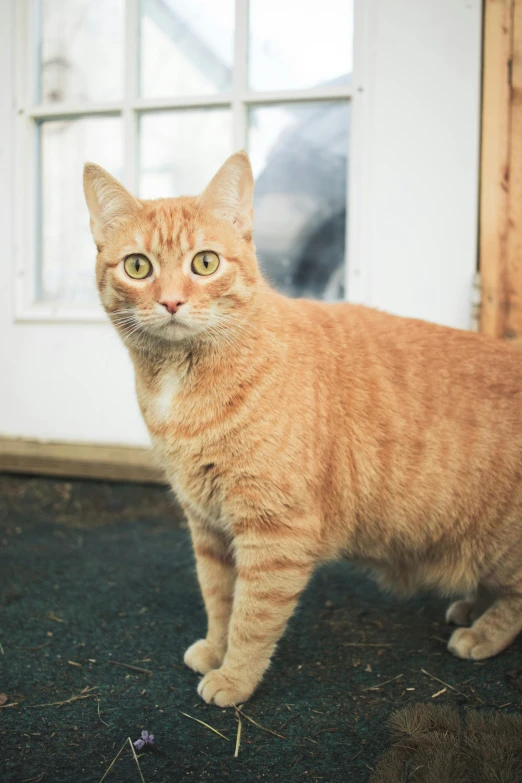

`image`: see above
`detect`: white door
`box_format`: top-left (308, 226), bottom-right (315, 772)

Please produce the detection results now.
top-left (0, 0), bottom-right (482, 449)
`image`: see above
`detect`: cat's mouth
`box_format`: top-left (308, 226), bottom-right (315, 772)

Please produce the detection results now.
top-left (113, 309), bottom-right (209, 345)
top-left (143, 314), bottom-right (201, 343)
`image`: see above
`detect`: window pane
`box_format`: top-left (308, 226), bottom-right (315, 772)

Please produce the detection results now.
top-left (39, 117), bottom-right (123, 304)
top-left (139, 109), bottom-right (233, 198)
top-left (140, 0), bottom-right (234, 98)
top-left (249, 0), bottom-right (353, 92)
top-left (39, 0), bottom-right (124, 104)
top-left (249, 102), bottom-right (349, 300)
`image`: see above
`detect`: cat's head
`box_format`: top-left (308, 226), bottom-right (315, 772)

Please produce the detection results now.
top-left (83, 151), bottom-right (261, 347)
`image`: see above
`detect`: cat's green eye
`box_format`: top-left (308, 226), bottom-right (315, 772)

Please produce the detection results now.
top-left (191, 251), bottom-right (220, 276)
top-left (124, 254), bottom-right (152, 280)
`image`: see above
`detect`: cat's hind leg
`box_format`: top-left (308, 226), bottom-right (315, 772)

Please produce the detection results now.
top-left (448, 590), bottom-right (522, 660)
top-left (445, 586), bottom-right (494, 627)
top-left (445, 597), bottom-right (475, 626)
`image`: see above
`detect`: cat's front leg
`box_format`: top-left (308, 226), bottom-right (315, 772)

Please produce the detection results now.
top-left (197, 528), bottom-right (315, 707)
top-left (184, 520), bottom-right (236, 675)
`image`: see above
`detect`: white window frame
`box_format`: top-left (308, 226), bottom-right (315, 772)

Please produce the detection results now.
top-left (13, 0), bottom-right (370, 322)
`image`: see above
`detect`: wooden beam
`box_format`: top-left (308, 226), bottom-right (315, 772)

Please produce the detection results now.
top-left (480, 0), bottom-right (514, 337)
top-left (505, 0), bottom-right (522, 340)
top-left (0, 437), bottom-right (166, 484)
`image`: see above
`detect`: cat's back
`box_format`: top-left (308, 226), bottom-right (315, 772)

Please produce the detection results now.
top-left (284, 296), bottom-right (522, 406)
top-left (346, 303), bottom-right (522, 406)
top-left (272, 294), bottom-right (522, 499)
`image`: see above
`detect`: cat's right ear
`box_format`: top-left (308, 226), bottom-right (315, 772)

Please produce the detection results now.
top-left (83, 163), bottom-right (141, 246)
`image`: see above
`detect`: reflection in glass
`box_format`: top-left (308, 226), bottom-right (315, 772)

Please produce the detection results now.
top-left (39, 0), bottom-right (124, 104)
top-left (249, 102), bottom-right (350, 300)
top-left (140, 0), bottom-right (234, 98)
top-left (139, 109), bottom-right (232, 197)
top-left (39, 117), bottom-right (123, 304)
top-left (249, 0), bottom-right (353, 92)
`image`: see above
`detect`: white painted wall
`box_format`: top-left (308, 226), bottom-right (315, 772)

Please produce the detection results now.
top-left (0, 0), bottom-right (483, 447)
top-left (349, 0), bottom-right (482, 328)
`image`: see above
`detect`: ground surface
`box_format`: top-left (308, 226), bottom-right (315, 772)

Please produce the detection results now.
top-left (1, 473), bottom-right (521, 783)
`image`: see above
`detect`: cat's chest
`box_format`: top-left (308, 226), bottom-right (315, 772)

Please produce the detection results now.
top-left (139, 370), bottom-right (228, 523)
top-left (140, 371), bottom-right (182, 430)
top-left (155, 433), bottom-right (227, 528)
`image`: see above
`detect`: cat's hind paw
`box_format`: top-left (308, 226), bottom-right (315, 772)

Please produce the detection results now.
top-left (184, 639), bottom-right (224, 675)
top-left (197, 668), bottom-right (254, 707)
top-left (445, 600), bottom-right (474, 626)
top-left (447, 627), bottom-right (502, 660)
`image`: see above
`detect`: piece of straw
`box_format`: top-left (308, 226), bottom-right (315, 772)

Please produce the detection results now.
top-left (27, 686), bottom-right (98, 708)
top-left (180, 712), bottom-right (229, 741)
top-left (128, 737), bottom-right (146, 783)
top-left (98, 739), bottom-right (128, 783)
top-left (235, 706), bottom-right (286, 739)
top-left (363, 673), bottom-right (403, 691)
top-left (234, 711), bottom-right (242, 758)
top-left (98, 737), bottom-right (147, 783)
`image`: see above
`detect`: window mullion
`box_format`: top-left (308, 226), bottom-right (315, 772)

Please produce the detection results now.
top-left (241, 86), bottom-right (354, 104)
top-left (124, 0), bottom-right (139, 194)
top-left (346, 0), bottom-right (368, 304)
top-left (17, 0), bottom-right (40, 310)
top-left (232, 0), bottom-right (249, 150)
top-left (29, 103), bottom-right (123, 119)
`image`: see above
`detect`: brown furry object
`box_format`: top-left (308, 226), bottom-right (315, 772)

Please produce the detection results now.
top-left (370, 703), bottom-right (522, 783)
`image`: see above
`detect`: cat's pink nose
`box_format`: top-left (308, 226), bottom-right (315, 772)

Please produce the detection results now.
top-left (160, 299), bottom-right (185, 315)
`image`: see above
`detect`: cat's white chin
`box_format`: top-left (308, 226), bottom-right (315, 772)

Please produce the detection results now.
top-left (145, 318), bottom-right (204, 344)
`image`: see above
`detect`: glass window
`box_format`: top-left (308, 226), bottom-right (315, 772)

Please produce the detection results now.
top-left (249, 0), bottom-right (353, 92)
top-left (39, 0), bottom-right (124, 104)
top-left (140, 0), bottom-right (235, 98)
top-left (28, 1), bottom-right (354, 310)
top-left (139, 109), bottom-right (233, 198)
top-left (39, 117), bottom-right (123, 304)
top-left (249, 102), bottom-right (350, 300)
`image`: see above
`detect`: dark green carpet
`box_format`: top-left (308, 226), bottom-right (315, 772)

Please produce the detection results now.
top-left (1, 474), bottom-right (521, 783)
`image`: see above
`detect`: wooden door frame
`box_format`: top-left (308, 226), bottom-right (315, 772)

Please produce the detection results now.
top-left (480, 0), bottom-right (522, 341)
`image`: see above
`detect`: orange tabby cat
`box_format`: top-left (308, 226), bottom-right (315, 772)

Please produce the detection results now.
top-left (84, 152), bottom-right (522, 707)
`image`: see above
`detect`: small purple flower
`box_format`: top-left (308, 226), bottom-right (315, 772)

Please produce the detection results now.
top-left (133, 730), bottom-right (154, 750)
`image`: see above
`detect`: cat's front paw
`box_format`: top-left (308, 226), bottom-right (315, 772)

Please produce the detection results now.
top-left (184, 639), bottom-right (224, 675)
top-left (197, 668), bottom-right (254, 707)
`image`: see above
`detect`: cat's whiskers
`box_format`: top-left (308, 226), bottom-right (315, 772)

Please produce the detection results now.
top-left (199, 325), bottom-right (229, 358)
top-left (200, 318), bottom-right (239, 351)
top-left (110, 307), bottom-right (137, 315)
top-left (110, 310), bottom-right (263, 358)
top-left (110, 315), bottom-right (137, 325)
top-left (212, 313), bottom-right (263, 340)
top-left (109, 309), bottom-right (139, 322)
top-left (111, 319), bottom-right (139, 332)
top-left (217, 321), bottom-right (260, 344)
top-left (119, 320), bottom-right (144, 340)
top-left (207, 324), bottom-right (243, 353)
top-left (209, 317), bottom-right (265, 352)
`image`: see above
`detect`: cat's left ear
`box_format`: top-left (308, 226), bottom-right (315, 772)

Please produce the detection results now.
top-left (83, 163), bottom-right (142, 246)
top-left (198, 150), bottom-right (254, 238)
